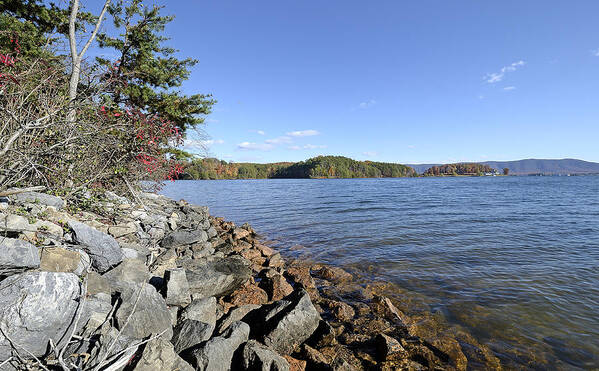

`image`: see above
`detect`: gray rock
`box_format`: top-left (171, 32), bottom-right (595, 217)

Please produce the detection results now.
top-left (242, 340), bottom-right (290, 371)
top-left (103, 259), bottom-right (150, 292)
top-left (114, 283), bottom-right (173, 340)
top-left (171, 319), bottom-right (214, 353)
top-left (87, 271), bottom-right (111, 296)
top-left (0, 272), bottom-right (82, 359)
top-left (249, 289), bottom-right (320, 355)
top-left (133, 336), bottom-right (194, 371)
top-left (188, 321), bottom-right (250, 371)
top-left (180, 297), bottom-right (217, 329)
top-left (0, 237), bottom-right (40, 276)
top-left (11, 192), bottom-right (65, 209)
top-left (163, 268), bottom-right (191, 306)
top-left (184, 256), bottom-right (252, 298)
top-left (216, 304), bottom-right (261, 334)
top-left (161, 229), bottom-right (208, 248)
top-left (0, 213), bottom-right (37, 232)
top-left (207, 227), bottom-right (217, 239)
top-left (68, 220), bottom-right (124, 273)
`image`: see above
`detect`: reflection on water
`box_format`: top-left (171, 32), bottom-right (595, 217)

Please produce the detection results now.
top-left (161, 176), bottom-right (599, 369)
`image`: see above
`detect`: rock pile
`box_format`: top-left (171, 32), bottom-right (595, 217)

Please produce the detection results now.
top-left (0, 190), bottom-right (498, 370)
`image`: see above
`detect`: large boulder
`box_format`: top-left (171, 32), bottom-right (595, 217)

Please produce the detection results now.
top-left (171, 319), bottom-right (214, 354)
top-left (0, 272), bottom-right (82, 359)
top-left (0, 237), bottom-right (40, 276)
top-left (114, 283), bottom-right (173, 340)
top-left (68, 220), bottom-right (124, 273)
top-left (247, 289), bottom-right (320, 355)
top-left (102, 259), bottom-right (150, 291)
top-left (161, 229), bottom-right (208, 248)
top-left (11, 192), bottom-right (65, 210)
top-left (242, 340), bottom-right (290, 371)
top-left (187, 321), bottom-right (250, 371)
top-left (163, 268), bottom-right (191, 306)
top-left (180, 297), bottom-right (217, 331)
top-left (133, 336), bottom-right (194, 371)
top-left (184, 256), bottom-right (252, 298)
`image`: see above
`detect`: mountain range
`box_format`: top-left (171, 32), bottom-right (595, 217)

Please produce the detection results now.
top-left (408, 159), bottom-right (599, 175)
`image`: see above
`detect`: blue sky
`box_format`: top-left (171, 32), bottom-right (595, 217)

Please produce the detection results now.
top-left (157, 1), bottom-right (598, 164)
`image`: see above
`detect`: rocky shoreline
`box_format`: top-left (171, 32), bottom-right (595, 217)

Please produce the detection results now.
top-left (0, 190), bottom-right (501, 370)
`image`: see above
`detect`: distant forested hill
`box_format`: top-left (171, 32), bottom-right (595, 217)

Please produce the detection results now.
top-left (181, 156), bottom-right (416, 179)
top-left (481, 159), bottom-right (599, 175)
top-left (410, 159), bottom-right (599, 175)
top-left (423, 163), bottom-right (496, 176)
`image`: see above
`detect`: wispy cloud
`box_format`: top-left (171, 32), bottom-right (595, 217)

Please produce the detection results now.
top-left (592, 48), bottom-right (599, 57)
top-left (265, 136), bottom-right (292, 144)
top-left (362, 151), bottom-right (378, 157)
top-left (289, 144), bottom-right (327, 150)
top-left (184, 139), bottom-right (224, 148)
top-left (286, 130), bottom-right (320, 137)
top-left (358, 99), bottom-right (377, 109)
top-left (484, 60), bottom-right (526, 83)
top-left (237, 142), bottom-right (273, 151)
top-left (257, 130), bottom-right (265, 135)
top-left (503, 86), bottom-right (516, 91)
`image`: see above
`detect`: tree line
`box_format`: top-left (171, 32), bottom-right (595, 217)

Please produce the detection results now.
top-left (423, 163), bottom-right (497, 176)
top-left (181, 156), bottom-right (417, 179)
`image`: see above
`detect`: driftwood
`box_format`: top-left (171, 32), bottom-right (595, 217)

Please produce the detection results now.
top-left (0, 185), bottom-right (46, 197)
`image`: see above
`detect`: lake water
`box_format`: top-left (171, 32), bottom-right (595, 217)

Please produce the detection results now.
top-left (160, 176), bottom-right (599, 369)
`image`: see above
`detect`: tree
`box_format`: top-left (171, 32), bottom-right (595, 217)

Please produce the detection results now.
top-left (503, 168), bottom-right (509, 175)
top-left (96, 0), bottom-right (215, 133)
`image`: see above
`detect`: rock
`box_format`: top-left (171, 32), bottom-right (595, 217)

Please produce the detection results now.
top-left (87, 271), bottom-right (111, 296)
top-left (0, 237), bottom-right (40, 276)
top-left (114, 283), bottom-right (173, 340)
top-left (312, 265), bottom-right (353, 283)
top-left (240, 248), bottom-right (261, 261)
top-left (163, 268), bottom-right (191, 306)
top-left (168, 212), bottom-right (180, 230)
top-left (180, 297), bottom-right (217, 329)
top-left (259, 274), bottom-right (294, 301)
top-left (372, 296), bottom-right (408, 328)
top-left (108, 222), bottom-right (137, 238)
top-left (226, 283), bottom-right (269, 307)
top-left (249, 289), bottom-right (321, 355)
top-left (301, 344), bottom-right (329, 369)
top-left (306, 320), bottom-right (337, 348)
top-left (216, 304), bottom-right (261, 334)
top-left (133, 336), bottom-right (194, 371)
top-left (207, 226), bottom-right (217, 238)
top-left (266, 253), bottom-right (284, 268)
top-left (283, 356), bottom-right (307, 371)
top-left (68, 220), bottom-right (124, 273)
top-left (39, 247), bottom-right (80, 273)
top-left (285, 266), bottom-right (316, 290)
top-left (103, 259), bottom-right (150, 291)
top-left (242, 340), bottom-right (290, 371)
top-left (376, 333), bottom-right (406, 361)
top-left (0, 272), bottom-right (82, 359)
top-left (327, 300), bottom-right (355, 322)
top-left (161, 229), bottom-right (208, 248)
top-left (0, 213), bottom-right (37, 232)
top-left (188, 321), bottom-right (250, 371)
top-left (150, 248), bottom-right (177, 278)
top-left (172, 319), bottom-right (214, 353)
top-left (12, 192), bottom-right (65, 209)
top-left (232, 227), bottom-right (250, 240)
top-left (184, 256), bottom-right (252, 298)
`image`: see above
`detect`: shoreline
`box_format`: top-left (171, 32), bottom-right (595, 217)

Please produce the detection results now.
top-left (0, 188), bottom-right (542, 370)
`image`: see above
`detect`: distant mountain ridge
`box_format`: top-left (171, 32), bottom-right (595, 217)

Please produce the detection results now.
top-left (409, 159), bottom-right (599, 175)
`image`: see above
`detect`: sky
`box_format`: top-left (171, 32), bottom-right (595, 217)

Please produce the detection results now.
top-left (149, 1), bottom-right (599, 164)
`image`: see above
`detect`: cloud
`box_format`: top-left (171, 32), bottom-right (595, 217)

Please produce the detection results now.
top-left (362, 151), bottom-right (378, 157)
top-left (184, 139), bottom-right (224, 148)
top-left (503, 86), bottom-right (516, 91)
top-left (592, 49), bottom-right (599, 57)
top-left (286, 130), bottom-right (320, 137)
top-left (265, 136), bottom-right (292, 144)
top-left (289, 144), bottom-right (327, 150)
top-left (484, 60), bottom-right (526, 83)
top-left (237, 142), bottom-right (273, 151)
top-left (358, 99), bottom-right (377, 109)
top-left (257, 130), bottom-right (265, 135)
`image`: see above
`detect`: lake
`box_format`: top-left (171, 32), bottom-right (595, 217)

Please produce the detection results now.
top-left (160, 176), bottom-right (599, 369)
